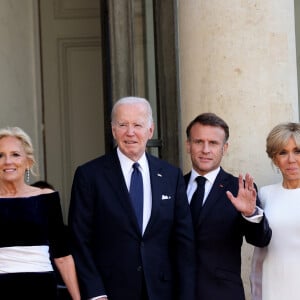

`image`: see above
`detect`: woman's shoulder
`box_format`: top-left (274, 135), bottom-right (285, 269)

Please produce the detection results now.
top-left (259, 182), bottom-right (281, 193)
top-left (38, 187), bottom-right (56, 194)
top-left (258, 182), bottom-right (281, 205)
top-left (20, 187), bottom-right (60, 203)
top-left (28, 185), bottom-right (57, 196)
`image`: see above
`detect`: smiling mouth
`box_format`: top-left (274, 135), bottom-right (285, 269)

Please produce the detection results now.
top-left (3, 169), bottom-right (16, 173)
top-left (125, 141), bottom-right (137, 144)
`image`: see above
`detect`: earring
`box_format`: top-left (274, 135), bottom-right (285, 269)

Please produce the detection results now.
top-left (26, 169), bottom-right (30, 183)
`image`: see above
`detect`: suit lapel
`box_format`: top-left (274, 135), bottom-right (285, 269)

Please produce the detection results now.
top-left (103, 150), bottom-right (142, 234)
top-left (184, 172), bottom-right (191, 187)
top-left (143, 154), bottom-right (163, 236)
top-left (197, 168), bottom-right (230, 225)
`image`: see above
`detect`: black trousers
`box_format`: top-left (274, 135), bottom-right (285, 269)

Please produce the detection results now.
top-left (0, 271), bottom-right (58, 299)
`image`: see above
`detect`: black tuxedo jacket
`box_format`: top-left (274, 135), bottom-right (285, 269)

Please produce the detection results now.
top-left (69, 149), bottom-right (196, 300)
top-left (184, 168), bottom-right (272, 300)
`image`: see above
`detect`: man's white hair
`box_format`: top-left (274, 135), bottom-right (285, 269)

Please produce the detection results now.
top-left (111, 96), bottom-right (153, 127)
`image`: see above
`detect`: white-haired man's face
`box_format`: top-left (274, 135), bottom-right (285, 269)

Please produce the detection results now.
top-left (112, 102), bottom-right (154, 161)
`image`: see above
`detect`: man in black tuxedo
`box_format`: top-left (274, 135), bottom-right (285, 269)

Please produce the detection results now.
top-left (68, 97), bottom-right (195, 300)
top-left (184, 112), bottom-right (272, 300)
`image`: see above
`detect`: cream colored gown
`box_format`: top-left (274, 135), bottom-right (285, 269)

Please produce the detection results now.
top-left (251, 183), bottom-right (300, 300)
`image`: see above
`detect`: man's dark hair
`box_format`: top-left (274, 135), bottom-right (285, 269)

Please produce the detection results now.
top-left (186, 112), bottom-right (229, 142)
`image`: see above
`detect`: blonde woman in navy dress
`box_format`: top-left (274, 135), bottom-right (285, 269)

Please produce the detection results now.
top-left (0, 127), bottom-right (80, 299)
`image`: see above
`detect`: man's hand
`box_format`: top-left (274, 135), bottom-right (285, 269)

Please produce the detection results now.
top-left (226, 173), bottom-right (257, 216)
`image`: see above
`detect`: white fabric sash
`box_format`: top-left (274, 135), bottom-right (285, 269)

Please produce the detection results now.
top-left (0, 245), bottom-right (53, 273)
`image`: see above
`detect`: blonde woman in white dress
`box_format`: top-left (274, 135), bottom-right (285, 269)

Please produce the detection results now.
top-left (251, 122), bottom-right (300, 300)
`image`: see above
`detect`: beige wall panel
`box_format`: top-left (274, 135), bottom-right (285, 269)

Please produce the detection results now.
top-left (57, 38), bottom-right (104, 210)
top-left (53, 0), bottom-right (100, 18)
top-left (0, 0), bottom-right (43, 178)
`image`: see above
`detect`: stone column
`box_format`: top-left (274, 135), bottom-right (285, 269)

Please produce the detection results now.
top-left (178, 1), bottom-right (298, 298)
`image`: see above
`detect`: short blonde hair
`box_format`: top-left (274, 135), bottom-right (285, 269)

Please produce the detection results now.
top-left (0, 127), bottom-right (38, 176)
top-left (266, 122), bottom-right (300, 160)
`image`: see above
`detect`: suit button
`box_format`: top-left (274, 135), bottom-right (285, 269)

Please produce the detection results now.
top-left (137, 266), bottom-right (142, 272)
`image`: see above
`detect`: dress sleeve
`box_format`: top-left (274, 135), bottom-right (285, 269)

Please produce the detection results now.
top-left (250, 186), bottom-right (269, 300)
top-left (47, 192), bottom-right (71, 258)
top-left (250, 246), bottom-right (267, 300)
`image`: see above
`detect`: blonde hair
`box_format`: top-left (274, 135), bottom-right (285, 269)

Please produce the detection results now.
top-left (266, 122), bottom-right (300, 160)
top-left (0, 126), bottom-right (38, 176)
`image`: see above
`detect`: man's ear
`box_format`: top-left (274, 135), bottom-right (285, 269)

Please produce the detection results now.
top-left (186, 139), bottom-right (191, 154)
top-left (222, 142), bottom-right (229, 155)
top-left (111, 123), bottom-right (116, 139)
top-left (148, 123), bottom-right (155, 139)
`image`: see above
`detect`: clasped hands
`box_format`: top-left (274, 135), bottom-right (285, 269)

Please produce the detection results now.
top-left (226, 173), bottom-right (257, 217)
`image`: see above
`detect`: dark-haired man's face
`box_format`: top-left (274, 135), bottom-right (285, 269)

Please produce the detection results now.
top-left (186, 124), bottom-right (228, 175)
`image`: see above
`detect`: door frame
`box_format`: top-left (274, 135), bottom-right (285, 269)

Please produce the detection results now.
top-left (100, 0), bottom-right (181, 167)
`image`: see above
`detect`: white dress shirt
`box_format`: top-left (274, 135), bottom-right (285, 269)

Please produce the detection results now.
top-left (117, 148), bottom-right (152, 234)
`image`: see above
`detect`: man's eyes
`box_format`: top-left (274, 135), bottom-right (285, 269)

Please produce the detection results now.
top-left (193, 140), bottom-right (218, 145)
top-left (118, 123), bottom-right (143, 128)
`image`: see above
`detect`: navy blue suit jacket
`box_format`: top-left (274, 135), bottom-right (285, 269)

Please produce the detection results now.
top-left (184, 168), bottom-right (272, 300)
top-left (69, 149), bottom-right (196, 300)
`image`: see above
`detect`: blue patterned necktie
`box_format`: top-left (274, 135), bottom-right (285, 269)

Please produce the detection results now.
top-left (190, 176), bottom-right (206, 226)
top-left (129, 162), bottom-right (144, 232)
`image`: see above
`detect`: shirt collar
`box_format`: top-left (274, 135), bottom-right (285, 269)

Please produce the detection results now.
top-left (117, 147), bottom-right (147, 174)
top-left (190, 167), bottom-right (220, 185)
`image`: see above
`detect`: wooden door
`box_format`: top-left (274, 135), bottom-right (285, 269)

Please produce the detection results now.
top-left (39, 0), bottom-right (104, 220)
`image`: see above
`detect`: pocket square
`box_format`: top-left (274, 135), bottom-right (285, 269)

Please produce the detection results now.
top-left (162, 195), bottom-right (171, 200)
